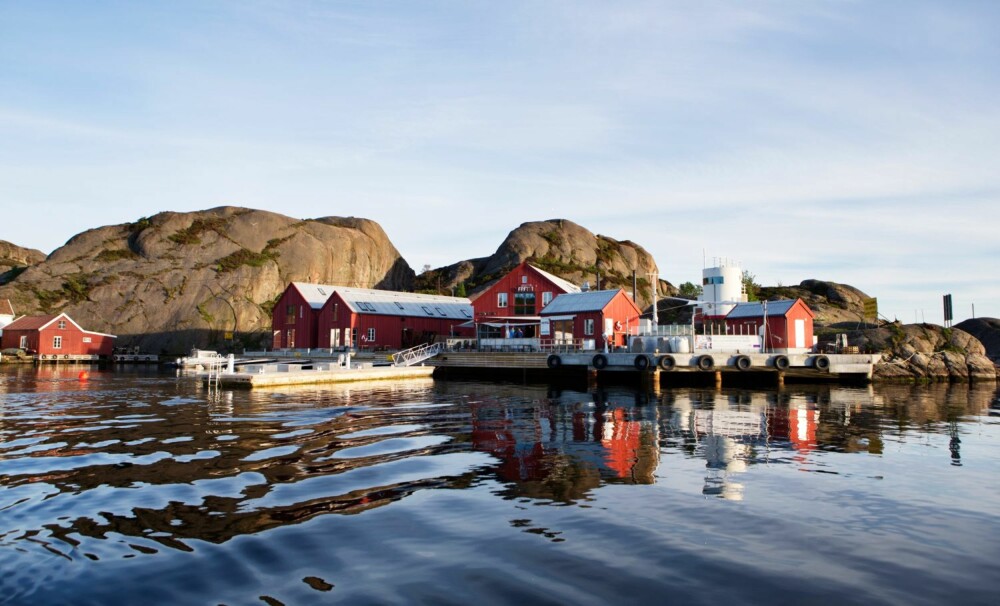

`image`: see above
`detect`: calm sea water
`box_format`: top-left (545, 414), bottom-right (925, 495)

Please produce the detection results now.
top-left (1, 365), bottom-right (999, 605)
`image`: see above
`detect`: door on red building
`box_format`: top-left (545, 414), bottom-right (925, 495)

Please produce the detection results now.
top-left (330, 328), bottom-right (341, 348)
top-left (272, 331), bottom-right (281, 349)
top-left (286, 329), bottom-right (295, 348)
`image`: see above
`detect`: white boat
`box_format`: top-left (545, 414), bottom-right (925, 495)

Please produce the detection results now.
top-left (174, 349), bottom-right (223, 369)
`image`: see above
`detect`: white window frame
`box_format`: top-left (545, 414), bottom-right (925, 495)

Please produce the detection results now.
top-left (19, 336), bottom-right (28, 349)
top-left (367, 327), bottom-right (376, 342)
top-left (542, 291), bottom-right (553, 306)
top-left (53, 336), bottom-right (63, 349)
top-left (58, 319), bottom-right (66, 329)
top-left (497, 292), bottom-right (508, 308)
top-left (584, 319), bottom-right (594, 335)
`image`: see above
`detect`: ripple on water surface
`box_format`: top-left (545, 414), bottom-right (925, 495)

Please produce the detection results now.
top-left (1, 370), bottom-right (999, 605)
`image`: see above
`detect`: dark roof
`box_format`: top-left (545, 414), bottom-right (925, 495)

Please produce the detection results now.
top-left (3, 314), bottom-right (58, 331)
top-left (725, 299), bottom-right (800, 319)
top-left (541, 290), bottom-right (621, 315)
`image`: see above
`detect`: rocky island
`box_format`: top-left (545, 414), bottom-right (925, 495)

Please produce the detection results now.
top-left (1, 207), bottom-right (997, 383)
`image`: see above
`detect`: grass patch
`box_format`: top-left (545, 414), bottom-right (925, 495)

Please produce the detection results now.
top-left (215, 248), bottom-right (279, 273)
top-left (168, 217), bottom-right (227, 245)
top-left (95, 248), bottom-right (138, 263)
top-left (541, 230), bottom-right (564, 247)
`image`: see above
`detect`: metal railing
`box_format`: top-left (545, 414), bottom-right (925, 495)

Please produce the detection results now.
top-left (391, 342), bottom-right (443, 367)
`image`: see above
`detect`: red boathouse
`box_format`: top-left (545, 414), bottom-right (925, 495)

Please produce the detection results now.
top-left (0, 312), bottom-right (116, 358)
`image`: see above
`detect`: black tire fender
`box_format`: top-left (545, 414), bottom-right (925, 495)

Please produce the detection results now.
top-left (547, 354), bottom-right (562, 369)
top-left (697, 355), bottom-right (714, 371)
top-left (774, 355), bottom-right (790, 370)
top-left (634, 355), bottom-right (649, 370)
top-left (814, 355), bottom-right (830, 371)
top-left (658, 355), bottom-right (676, 371)
top-left (735, 355), bottom-right (752, 371)
top-left (592, 354), bottom-right (608, 369)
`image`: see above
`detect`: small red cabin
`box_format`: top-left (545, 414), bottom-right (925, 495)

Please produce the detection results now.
top-left (317, 287), bottom-right (473, 350)
top-left (540, 289), bottom-right (643, 349)
top-left (724, 298), bottom-right (815, 353)
top-left (471, 262), bottom-right (580, 338)
top-left (0, 313), bottom-right (116, 358)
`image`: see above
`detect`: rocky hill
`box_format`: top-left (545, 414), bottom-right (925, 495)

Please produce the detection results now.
top-left (757, 279), bottom-right (873, 327)
top-left (955, 318), bottom-right (1000, 364)
top-left (0, 207), bottom-right (413, 353)
top-left (841, 323), bottom-right (996, 382)
top-left (0, 240), bottom-right (46, 285)
top-left (415, 219), bottom-right (673, 309)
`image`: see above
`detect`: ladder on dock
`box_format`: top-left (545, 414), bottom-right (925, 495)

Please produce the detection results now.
top-left (392, 342), bottom-right (444, 367)
top-left (205, 355), bottom-right (226, 396)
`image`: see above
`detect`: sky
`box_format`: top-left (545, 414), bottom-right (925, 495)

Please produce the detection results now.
top-left (1, 0), bottom-right (998, 323)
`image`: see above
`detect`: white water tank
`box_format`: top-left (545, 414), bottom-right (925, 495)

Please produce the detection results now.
top-left (698, 261), bottom-right (747, 319)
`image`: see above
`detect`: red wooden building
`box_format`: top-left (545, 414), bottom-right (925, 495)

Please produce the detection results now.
top-left (270, 282), bottom-right (336, 350)
top-left (724, 298), bottom-right (815, 353)
top-left (0, 313), bottom-right (116, 358)
top-left (317, 287), bottom-right (473, 350)
top-left (470, 262), bottom-right (580, 338)
top-left (539, 289), bottom-right (643, 350)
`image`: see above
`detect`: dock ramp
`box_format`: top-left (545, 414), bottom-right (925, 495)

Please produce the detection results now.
top-left (392, 342), bottom-right (443, 367)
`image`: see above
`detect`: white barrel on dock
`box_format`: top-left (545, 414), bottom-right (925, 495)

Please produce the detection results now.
top-left (670, 336), bottom-right (690, 353)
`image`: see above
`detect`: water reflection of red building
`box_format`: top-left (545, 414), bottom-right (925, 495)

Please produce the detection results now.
top-left (470, 405), bottom-right (550, 483)
top-left (766, 406), bottom-right (820, 452)
top-left (471, 399), bottom-right (658, 494)
top-left (601, 409), bottom-right (643, 479)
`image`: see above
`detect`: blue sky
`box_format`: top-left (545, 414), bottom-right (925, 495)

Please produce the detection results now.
top-left (2, 1), bottom-right (998, 322)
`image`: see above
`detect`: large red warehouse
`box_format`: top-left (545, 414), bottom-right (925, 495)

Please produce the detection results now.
top-left (0, 313), bottom-right (116, 359)
top-left (317, 287), bottom-right (473, 350)
top-left (540, 289), bottom-right (643, 350)
top-left (724, 298), bottom-right (815, 353)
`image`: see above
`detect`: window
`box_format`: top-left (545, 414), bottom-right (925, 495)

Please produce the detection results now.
top-left (286, 329), bottom-right (295, 348)
top-left (317, 287), bottom-right (326, 296)
top-left (702, 276), bottom-right (724, 285)
top-left (395, 302), bottom-right (405, 310)
top-left (514, 292), bottom-right (535, 315)
top-left (82, 337), bottom-right (92, 343)
top-left (367, 327), bottom-right (376, 342)
top-left (460, 309), bottom-right (471, 318)
top-left (542, 291), bottom-right (553, 306)
top-left (53, 336), bottom-right (62, 349)
top-left (19, 336), bottom-right (28, 349)
top-left (584, 319), bottom-right (594, 335)
top-left (58, 319), bottom-right (66, 329)
top-left (422, 306), bottom-right (434, 316)
top-left (351, 328), bottom-right (358, 347)
top-left (286, 304), bottom-right (296, 324)
top-left (435, 307), bottom-right (446, 316)
top-left (497, 292), bottom-right (508, 308)
top-left (522, 276), bottom-right (528, 284)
